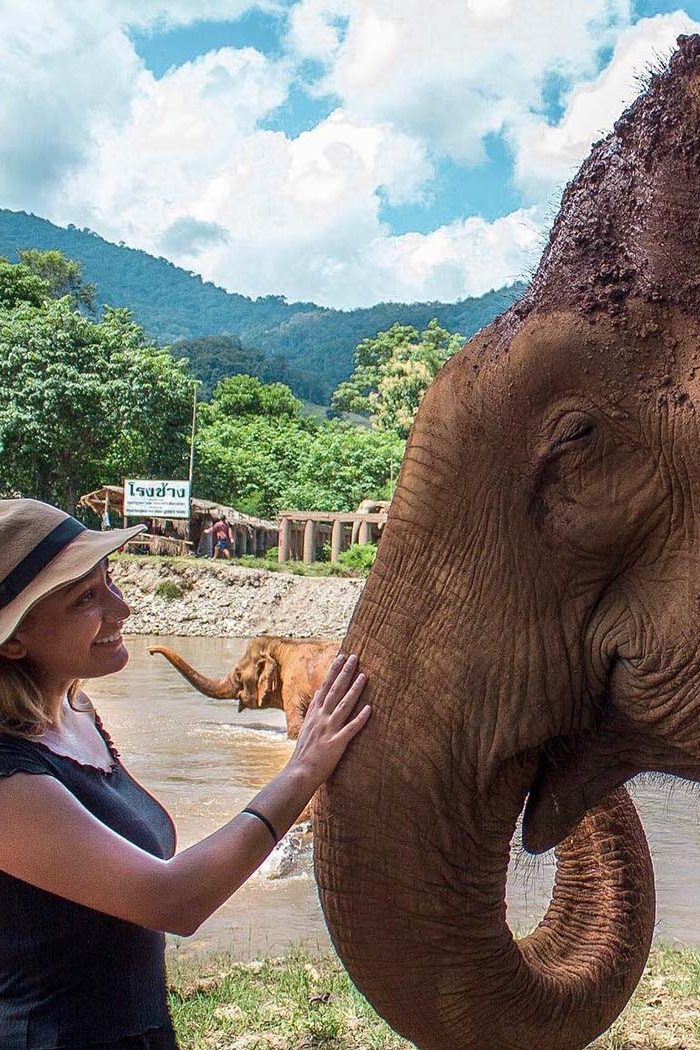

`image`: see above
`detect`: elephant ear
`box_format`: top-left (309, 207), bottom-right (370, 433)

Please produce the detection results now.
top-left (256, 656), bottom-right (281, 708)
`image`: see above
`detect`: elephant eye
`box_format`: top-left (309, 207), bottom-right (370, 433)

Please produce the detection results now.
top-left (549, 417), bottom-right (595, 453)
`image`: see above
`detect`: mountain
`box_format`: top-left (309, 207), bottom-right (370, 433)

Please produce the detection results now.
top-left (0, 209), bottom-right (525, 403)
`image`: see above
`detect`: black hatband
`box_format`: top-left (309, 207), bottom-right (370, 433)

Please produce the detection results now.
top-left (0, 517), bottom-right (86, 610)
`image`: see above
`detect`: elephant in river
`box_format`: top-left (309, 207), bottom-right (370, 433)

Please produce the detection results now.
top-left (149, 636), bottom-right (338, 738)
top-left (314, 35), bottom-right (700, 1050)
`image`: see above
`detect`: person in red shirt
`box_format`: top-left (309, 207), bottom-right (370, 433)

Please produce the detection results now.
top-left (204, 516), bottom-right (233, 559)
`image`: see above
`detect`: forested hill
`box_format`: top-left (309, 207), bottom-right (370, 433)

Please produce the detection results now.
top-left (0, 208), bottom-right (525, 402)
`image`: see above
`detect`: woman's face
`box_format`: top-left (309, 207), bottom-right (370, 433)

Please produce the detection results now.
top-left (9, 559), bottom-right (131, 687)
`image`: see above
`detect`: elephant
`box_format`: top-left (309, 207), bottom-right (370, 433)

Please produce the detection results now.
top-left (314, 35), bottom-right (700, 1050)
top-left (148, 636), bottom-right (339, 738)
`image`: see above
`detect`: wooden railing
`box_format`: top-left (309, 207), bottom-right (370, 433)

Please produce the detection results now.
top-left (277, 511), bottom-right (388, 564)
top-left (124, 534), bottom-right (194, 557)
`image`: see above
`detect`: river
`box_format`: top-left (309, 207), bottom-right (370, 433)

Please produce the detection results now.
top-left (87, 635), bottom-right (700, 956)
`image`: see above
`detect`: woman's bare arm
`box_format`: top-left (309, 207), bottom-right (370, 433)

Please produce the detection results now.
top-left (0, 654), bottom-right (369, 936)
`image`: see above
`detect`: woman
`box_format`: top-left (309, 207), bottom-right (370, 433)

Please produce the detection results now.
top-left (0, 498), bottom-right (370, 1049)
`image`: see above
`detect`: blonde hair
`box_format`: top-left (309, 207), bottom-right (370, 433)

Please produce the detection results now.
top-left (0, 657), bottom-right (91, 738)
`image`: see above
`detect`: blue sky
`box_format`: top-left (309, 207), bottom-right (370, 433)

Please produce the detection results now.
top-left (2, 2), bottom-right (700, 307)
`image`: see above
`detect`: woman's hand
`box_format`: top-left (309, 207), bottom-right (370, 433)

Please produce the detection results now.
top-left (0, 658), bottom-right (370, 937)
top-left (287, 653), bottom-right (370, 791)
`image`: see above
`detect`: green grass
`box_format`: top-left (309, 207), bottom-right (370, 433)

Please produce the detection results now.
top-left (591, 943), bottom-right (700, 1049)
top-left (167, 946), bottom-right (407, 1049)
top-left (166, 945), bottom-right (700, 1049)
top-left (154, 579), bottom-right (192, 600)
top-left (111, 552), bottom-right (367, 578)
top-left (234, 556), bottom-right (361, 577)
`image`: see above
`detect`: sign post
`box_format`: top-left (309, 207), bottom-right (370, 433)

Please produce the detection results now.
top-left (123, 479), bottom-right (191, 520)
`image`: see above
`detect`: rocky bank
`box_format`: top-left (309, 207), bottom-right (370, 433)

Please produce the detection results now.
top-left (110, 557), bottom-right (365, 638)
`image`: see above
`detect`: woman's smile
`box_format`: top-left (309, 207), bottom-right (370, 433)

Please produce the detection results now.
top-left (93, 631), bottom-right (124, 648)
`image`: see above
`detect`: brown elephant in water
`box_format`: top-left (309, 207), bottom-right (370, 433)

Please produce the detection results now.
top-left (315, 35), bottom-right (700, 1050)
top-left (148, 636), bottom-right (338, 738)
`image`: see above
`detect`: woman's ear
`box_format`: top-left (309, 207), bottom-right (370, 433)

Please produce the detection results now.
top-left (0, 636), bottom-right (27, 661)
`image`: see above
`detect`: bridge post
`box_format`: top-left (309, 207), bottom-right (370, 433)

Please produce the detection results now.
top-left (279, 517), bottom-right (291, 562)
top-left (331, 518), bottom-right (343, 562)
top-left (303, 520), bottom-right (317, 564)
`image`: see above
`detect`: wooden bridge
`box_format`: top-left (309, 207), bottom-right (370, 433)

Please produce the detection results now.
top-left (277, 510), bottom-right (388, 564)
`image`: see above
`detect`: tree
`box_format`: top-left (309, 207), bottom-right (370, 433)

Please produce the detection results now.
top-left (194, 379), bottom-right (404, 517)
top-left (18, 249), bottom-right (96, 311)
top-left (170, 335), bottom-right (271, 399)
top-left (0, 259), bottom-right (49, 309)
top-left (99, 309), bottom-right (195, 484)
top-left (279, 421), bottom-right (404, 512)
top-left (331, 319), bottom-right (464, 437)
top-left (0, 295), bottom-right (193, 512)
top-left (204, 373), bottom-right (303, 422)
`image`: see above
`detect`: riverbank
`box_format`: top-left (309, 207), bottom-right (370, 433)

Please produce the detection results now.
top-left (110, 556), bottom-right (364, 638)
top-left (166, 943), bottom-right (700, 1049)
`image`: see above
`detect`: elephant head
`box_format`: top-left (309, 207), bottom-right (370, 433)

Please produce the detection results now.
top-left (315, 35), bottom-right (700, 1050)
top-left (235, 640), bottom-right (281, 712)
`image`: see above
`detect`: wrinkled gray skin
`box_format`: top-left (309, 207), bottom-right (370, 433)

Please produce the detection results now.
top-left (314, 35), bottom-right (700, 1050)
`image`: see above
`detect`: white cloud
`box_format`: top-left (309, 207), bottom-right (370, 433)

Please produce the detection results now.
top-left (287, 0), bottom-right (349, 60)
top-left (511, 11), bottom-right (700, 201)
top-left (3, 0), bottom-right (699, 311)
top-left (106, 0), bottom-right (278, 31)
top-left (56, 46), bottom-right (292, 243)
top-left (354, 207), bottom-right (544, 305)
top-left (189, 203), bottom-right (543, 309)
top-left (0, 0), bottom-right (141, 212)
top-left (292, 0), bottom-right (633, 163)
top-left (116, 109), bottom-right (433, 306)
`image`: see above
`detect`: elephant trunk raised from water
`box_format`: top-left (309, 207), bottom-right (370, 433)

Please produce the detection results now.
top-left (315, 35), bottom-right (700, 1050)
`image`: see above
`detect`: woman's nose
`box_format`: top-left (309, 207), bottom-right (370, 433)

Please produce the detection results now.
top-left (106, 581), bottom-right (130, 620)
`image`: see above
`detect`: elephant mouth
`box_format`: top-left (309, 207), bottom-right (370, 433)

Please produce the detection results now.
top-left (522, 705), bottom-right (700, 854)
top-left (522, 743), bottom-right (633, 854)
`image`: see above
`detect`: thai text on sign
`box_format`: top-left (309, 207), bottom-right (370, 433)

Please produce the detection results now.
top-left (123, 479), bottom-right (191, 519)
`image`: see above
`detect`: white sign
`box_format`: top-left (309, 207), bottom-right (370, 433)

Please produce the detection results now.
top-left (123, 479), bottom-right (191, 519)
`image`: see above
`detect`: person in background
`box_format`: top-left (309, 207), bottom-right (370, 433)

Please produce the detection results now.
top-left (203, 515), bottom-right (233, 559)
top-left (0, 499), bottom-right (371, 1049)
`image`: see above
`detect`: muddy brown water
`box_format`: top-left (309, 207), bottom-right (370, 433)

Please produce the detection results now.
top-left (87, 636), bottom-right (700, 956)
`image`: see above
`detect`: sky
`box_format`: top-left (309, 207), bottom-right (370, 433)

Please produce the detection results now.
top-left (2, 1), bottom-right (700, 309)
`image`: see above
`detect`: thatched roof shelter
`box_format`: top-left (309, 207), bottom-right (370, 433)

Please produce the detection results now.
top-left (79, 485), bottom-right (277, 557)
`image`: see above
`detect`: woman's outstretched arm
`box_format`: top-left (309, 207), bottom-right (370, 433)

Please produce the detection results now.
top-left (0, 654), bottom-right (369, 936)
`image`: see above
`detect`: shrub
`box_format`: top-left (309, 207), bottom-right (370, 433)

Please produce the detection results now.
top-left (264, 546), bottom-right (279, 561)
top-left (337, 543), bottom-right (377, 573)
top-left (154, 579), bottom-right (190, 601)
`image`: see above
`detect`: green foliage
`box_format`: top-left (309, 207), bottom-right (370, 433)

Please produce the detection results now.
top-left (233, 555), bottom-right (350, 576)
top-left (206, 373), bottom-right (303, 421)
top-left (170, 335), bottom-right (268, 399)
top-left (0, 210), bottom-right (523, 404)
top-left (18, 248), bottom-right (96, 310)
top-left (337, 542), bottom-right (378, 573)
top-left (168, 947), bottom-right (410, 1049)
top-left (154, 579), bottom-right (191, 600)
top-left (332, 319), bottom-right (464, 437)
top-left (0, 259), bottom-right (49, 308)
top-left (0, 267), bottom-right (194, 511)
top-left (194, 403), bottom-right (403, 517)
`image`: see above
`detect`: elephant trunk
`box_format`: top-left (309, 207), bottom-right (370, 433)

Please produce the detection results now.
top-left (314, 576), bottom-right (655, 1050)
top-left (147, 646), bottom-right (239, 699)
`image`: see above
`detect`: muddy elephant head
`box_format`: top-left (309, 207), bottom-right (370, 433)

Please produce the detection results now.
top-left (315, 35), bottom-right (700, 1050)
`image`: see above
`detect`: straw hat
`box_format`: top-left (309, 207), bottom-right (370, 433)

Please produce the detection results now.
top-left (0, 499), bottom-right (146, 645)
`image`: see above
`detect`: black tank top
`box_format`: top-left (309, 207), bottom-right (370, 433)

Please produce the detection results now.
top-left (0, 715), bottom-right (178, 1049)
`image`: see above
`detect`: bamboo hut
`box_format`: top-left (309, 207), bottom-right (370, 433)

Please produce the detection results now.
top-left (79, 485), bottom-right (277, 558)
